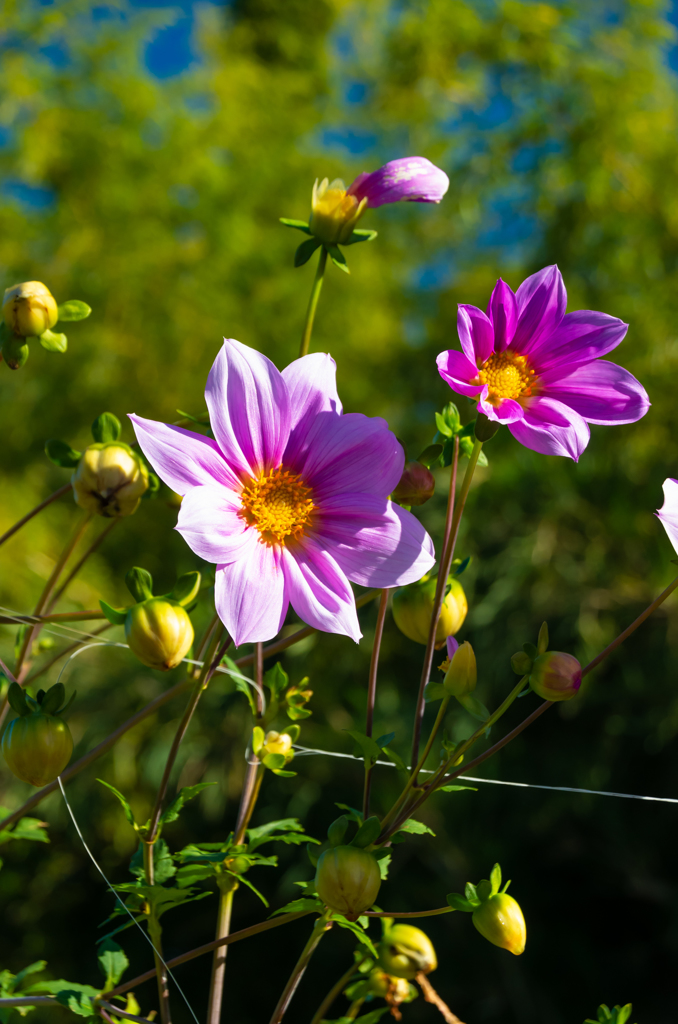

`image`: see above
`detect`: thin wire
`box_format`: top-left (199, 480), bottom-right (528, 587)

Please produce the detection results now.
top-left (57, 777), bottom-right (201, 1024)
top-left (292, 746), bottom-right (678, 806)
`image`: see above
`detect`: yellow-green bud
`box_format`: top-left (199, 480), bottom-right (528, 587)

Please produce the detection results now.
top-left (472, 893), bottom-right (526, 955)
top-left (309, 178), bottom-right (368, 245)
top-left (392, 574), bottom-right (467, 648)
top-left (442, 640), bottom-right (476, 697)
top-left (125, 599), bottom-right (194, 671)
top-left (261, 731), bottom-right (293, 757)
top-left (72, 443), bottom-right (149, 517)
top-left (3, 281), bottom-right (58, 338)
top-left (528, 651), bottom-right (581, 702)
top-left (315, 845), bottom-right (381, 920)
top-left (2, 684), bottom-right (74, 788)
top-left (378, 924), bottom-right (437, 979)
top-left (365, 969), bottom-right (411, 1001)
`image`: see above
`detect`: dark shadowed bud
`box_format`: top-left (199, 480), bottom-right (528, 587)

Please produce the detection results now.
top-left (378, 924), bottom-right (437, 979)
top-left (125, 599), bottom-right (194, 671)
top-left (2, 682), bottom-right (74, 787)
top-left (528, 651), bottom-right (581, 702)
top-left (391, 462), bottom-right (435, 506)
top-left (72, 443), bottom-right (149, 517)
top-left (3, 281), bottom-right (58, 337)
top-left (365, 969), bottom-right (412, 1001)
top-left (315, 845), bottom-right (381, 920)
top-left (442, 638), bottom-right (476, 697)
top-left (472, 893), bottom-right (526, 955)
top-left (392, 574), bottom-right (467, 647)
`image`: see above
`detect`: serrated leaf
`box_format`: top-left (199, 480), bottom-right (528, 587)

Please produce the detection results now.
top-left (91, 412), bottom-right (121, 444)
top-left (97, 780), bottom-right (137, 830)
top-left (327, 244), bottom-right (350, 273)
top-left (270, 897), bottom-right (323, 916)
top-left (45, 438), bottom-right (82, 468)
top-left (264, 662), bottom-right (289, 699)
top-left (56, 300), bottom-right (91, 322)
top-left (294, 237), bottom-right (322, 267)
top-left (38, 329), bottom-right (67, 353)
top-left (128, 838), bottom-right (176, 884)
top-left (228, 871), bottom-right (269, 906)
top-left (279, 218), bottom-right (311, 234)
top-left (396, 818), bottom-right (435, 837)
top-left (98, 940), bottom-right (129, 990)
top-left (247, 819), bottom-right (318, 852)
top-left (160, 783), bottom-right (215, 826)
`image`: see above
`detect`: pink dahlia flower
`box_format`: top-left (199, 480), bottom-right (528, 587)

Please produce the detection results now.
top-left (657, 478), bottom-right (678, 553)
top-left (347, 157), bottom-right (449, 207)
top-left (436, 266), bottom-right (650, 460)
top-left (130, 340), bottom-right (435, 646)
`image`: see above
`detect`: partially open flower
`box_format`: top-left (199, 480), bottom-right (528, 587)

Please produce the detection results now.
top-left (472, 893), bottom-right (526, 955)
top-left (72, 443), bottom-right (149, 517)
top-left (309, 179), bottom-right (368, 245)
top-left (261, 730), bottom-right (293, 757)
top-left (3, 281), bottom-right (58, 338)
top-left (391, 462), bottom-right (435, 506)
top-left (125, 599), bottom-right (194, 671)
top-left (378, 924), bottom-right (437, 979)
top-left (315, 845), bottom-right (381, 920)
top-left (392, 574), bottom-right (467, 647)
top-left (528, 651), bottom-right (581, 701)
top-left (365, 969), bottom-right (411, 1002)
top-left (441, 638), bottom-right (477, 697)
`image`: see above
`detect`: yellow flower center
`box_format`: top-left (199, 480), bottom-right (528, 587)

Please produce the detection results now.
top-left (239, 467), bottom-right (315, 546)
top-left (474, 351), bottom-right (537, 407)
top-left (309, 177), bottom-right (367, 244)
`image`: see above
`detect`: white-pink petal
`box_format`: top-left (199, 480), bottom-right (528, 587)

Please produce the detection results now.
top-left (657, 478), bottom-right (678, 555)
top-left (129, 414), bottom-right (241, 494)
top-left (176, 484), bottom-right (251, 564)
top-left (214, 538), bottom-right (288, 646)
top-left (281, 352), bottom-right (342, 471)
top-left (282, 540), bottom-right (361, 642)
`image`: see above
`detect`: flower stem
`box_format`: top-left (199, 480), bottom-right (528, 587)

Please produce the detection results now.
top-left (268, 915), bottom-right (333, 1024)
top-left (24, 622), bottom-right (113, 685)
top-left (205, 882), bottom-right (237, 1024)
top-left (299, 247), bottom-right (328, 358)
top-left (45, 518), bottom-right (119, 613)
top-left (0, 482), bottom-right (72, 549)
top-left (365, 907), bottom-right (453, 918)
top-left (143, 842), bottom-right (171, 1024)
top-left (309, 956), bottom-right (368, 1024)
top-left (363, 588), bottom-right (390, 819)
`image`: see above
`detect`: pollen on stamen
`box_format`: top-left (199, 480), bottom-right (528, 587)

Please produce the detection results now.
top-left (240, 467), bottom-right (315, 546)
top-left (473, 351), bottom-right (538, 407)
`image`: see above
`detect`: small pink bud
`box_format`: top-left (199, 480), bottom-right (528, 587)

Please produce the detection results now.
top-left (528, 651), bottom-right (581, 701)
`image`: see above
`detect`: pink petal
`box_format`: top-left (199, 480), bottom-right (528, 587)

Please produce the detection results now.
top-left (436, 350), bottom-right (485, 399)
top-left (508, 396), bottom-right (590, 461)
top-left (205, 338), bottom-right (291, 480)
top-left (543, 360), bottom-right (650, 425)
top-left (458, 305), bottom-right (494, 365)
top-left (281, 352), bottom-right (342, 471)
top-left (476, 395), bottom-right (524, 424)
top-left (176, 484), bottom-right (252, 563)
top-left (214, 537), bottom-right (288, 646)
top-left (532, 311), bottom-right (628, 378)
top-left (347, 157), bottom-right (449, 207)
top-left (129, 414), bottom-right (241, 494)
top-left (282, 540), bottom-right (361, 642)
top-left (512, 266), bottom-right (567, 355)
top-left (487, 279), bottom-right (518, 353)
top-left (657, 478), bottom-right (678, 556)
top-left (298, 413), bottom-right (404, 500)
top-left (446, 636), bottom-right (459, 659)
top-left (317, 494), bottom-right (435, 587)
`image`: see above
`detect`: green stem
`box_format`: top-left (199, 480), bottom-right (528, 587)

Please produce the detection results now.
top-left (365, 906), bottom-right (453, 918)
top-left (268, 915), bottom-right (333, 1024)
top-left (143, 842), bottom-right (171, 1024)
top-left (299, 247), bottom-right (328, 358)
top-left (206, 882), bottom-right (237, 1024)
top-left (345, 997), bottom-right (365, 1021)
top-left (309, 956), bottom-right (368, 1024)
top-left (45, 518), bottom-right (119, 613)
top-left (363, 588), bottom-right (390, 819)
top-left (0, 482), bottom-right (72, 549)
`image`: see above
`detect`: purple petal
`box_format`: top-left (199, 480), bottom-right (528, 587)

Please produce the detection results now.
top-left (531, 310), bottom-right (629, 378)
top-left (657, 478), bottom-right (678, 555)
top-left (281, 352), bottom-right (342, 471)
top-left (298, 413), bottom-right (404, 500)
top-left (458, 305), bottom-right (493, 365)
top-left (446, 636), bottom-right (459, 659)
top-left (543, 360), bottom-right (650, 425)
top-left (436, 350), bottom-right (485, 399)
top-left (488, 279), bottom-right (518, 353)
top-left (176, 484), bottom-right (252, 563)
top-left (508, 396), bottom-right (590, 460)
top-left (317, 494), bottom-right (435, 587)
top-left (347, 157), bottom-right (449, 207)
top-left (129, 414), bottom-right (241, 494)
top-left (205, 338), bottom-right (291, 480)
top-left (476, 395), bottom-right (524, 424)
top-left (214, 538), bottom-right (288, 646)
top-left (512, 266), bottom-right (567, 355)
top-left (282, 540), bottom-right (361, 642)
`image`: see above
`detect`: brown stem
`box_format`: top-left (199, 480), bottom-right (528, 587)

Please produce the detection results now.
top-left (416, 973), bottom-right (465, 1024)
top-left (309, 956), bottom-right (368, 1024)
top-left (23, 623), bottom-right (113, 685)
top-left (205, 883), bottom-right (236, 1024)
top-left (0, 482), bottom-right (72, 548)
top-left (0, 611), bottom-right (106, 624)
top-left (268, 915), bottom-right (332, 1024)
top-left (363, 589), bottom-right (390, 819)
top-left (97, 1001), bottom-right (158, 1024)
top-left (143, 842), bottom-right (171, 1024)
top-left (365, 907), bottom-right (452, 918)
top-left (45, 519), bottom-right (119, 612)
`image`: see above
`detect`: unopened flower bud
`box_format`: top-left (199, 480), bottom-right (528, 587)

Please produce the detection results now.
top-left (392, 574), bottom-right (467, 647)
top-left (309, 178), bottom-right (368, 245)
top-left (365, 969), bottom-right (411, 1001)
top-left (378, 924), bottom-right (437, 979)
top-left (391, 462), bottom-right (435, 506)
top-left (125, 599), bottom-right (194, 671)
top-left (261, 731), bottom-right (293, 758)
top-left (472, 893), bottom-right (526, 955)
top-left (3, 281), bottom-right (58, 337)
top-left (2, 683), bottom-right (73, 787)
top-left (315, 845), bottom-right (381, 920)
top-left (72, 443), bottom-right (149, 517)
top-left (442, 639), bottom-right (476, 697)
top-left (528, 651), bottom-right (581, 702)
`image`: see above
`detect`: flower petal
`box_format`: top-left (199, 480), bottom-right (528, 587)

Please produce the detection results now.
top-left (298, 412), bottom-right (404, 500)
top-left (282, 540), bottom-right (361, 642)
top-left (657, 478), bottom-right (678, 556)
top-left (176, 484), bottom-right (251, 563)
top-left (458, 305), bottom-right (494, 365)
top-left (446, 636), bottom-right (459, 659)
top-left (317, 493), bottom-right (435, 587)
top-left (512, 265), bottom-right (567, 355)
top-left (477, 395), bottom-right (524, 424)
top-left (508, 396), bottom-right (590, 461)
top-left (531, 311), bottom-right (629, 378)
top-left (214, 537), bottom-right (288, 646)
top-left (205, 338), bottom-right (291, 479)
top-left (281, 352), bottom-right (342, 471)
top-left (488, 279), bottom-right (518, 353)
top-left (436, 349), bottom-right (485, 399)
top-left (129, 414), bottom-right (241, 494)
top-left (543, 360), bottom-right (650, 425)
top-left (347, 157), bottom-right (449, 207)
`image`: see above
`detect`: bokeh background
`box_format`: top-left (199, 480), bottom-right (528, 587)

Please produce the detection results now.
top-left (2, 1), bottom-right (678, 1021)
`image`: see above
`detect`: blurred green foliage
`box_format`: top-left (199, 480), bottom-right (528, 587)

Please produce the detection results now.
top-left (2, 0), bottom-right (678, 1021)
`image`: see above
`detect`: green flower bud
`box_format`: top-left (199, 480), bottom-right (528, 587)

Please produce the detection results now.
top-left (2, 684), bottom-right (74, 787)
top-left (309, 178), bottom-right (367, 245)
top-left (315, 844), bottom-right (381, 920)
top-left (528, 651), bottom-right (581, 702)
top-left (391, 462), bottom-right (435, 506)
top-left (72, 443), bottom-right (149, 517)
top-left (365, 969), bottom-right (411, 1001)
top-left (442, 640), bottom-right (477, 697)
top-left (3, 281), bottom-right (58, 338)
top-left (378, 924), bottom-right (437, 979)
top-left (392, 574), bottom-right (467, 648)
top-left (472, 892), bottom-right (526, 955)
top-left (125, 599), bottom-right (194, 671)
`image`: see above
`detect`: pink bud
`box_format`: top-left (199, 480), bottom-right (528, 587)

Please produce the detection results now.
top-left (528, 651), bottom-right (581, 702)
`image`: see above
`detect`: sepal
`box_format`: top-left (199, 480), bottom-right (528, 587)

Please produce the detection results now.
top-left (100, 600), bottom-right (127, 626)
top-left (327, 244), bottom-right (350, 273)
top-left (56, 300), bottom-right (92, 321)
top-left (294, 237), bottom-right (322, 267)
top-left (169, 571), bottom-right (201, 606)
top-left (92, 412), bottom-right (122, 444)
top-left (279, 218), bottom-right (312, 234)
top-left (343, 228), bottom-right (378, 245)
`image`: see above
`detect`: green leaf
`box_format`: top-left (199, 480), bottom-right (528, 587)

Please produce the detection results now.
top-left (329, 914), bottom-right (377, 956)
top-left (286, 704), bottom-right (312, 721)
top-left (228, 871), bottom-right (269, 906)
top-left (169, 571), bottom-right (201, 606)
top-left (416, 443), bottom-right (443, 468)
top-left (99, 600), bottom-right (127, 626)
top-left (438, 784), bottom-right (478, 793)
top-left (38, 329), bottom-right (67, 353)
top-left (271, 767), bottom-right (296, 777)
top-left (465, 881), bottom-right (478, 902)
top-left (53, 984), bottom-right (100, 1017)
top-left (346, 729), bottom-right (382, 767)
top-left (352, 1008), bottom-right (392, 1024)
top-left (56, 300), bottom-right (92, 322)
top-left (456, 694), bottom-right (490, 723)
top-left (326, 244), bottom-right (350, 273)
top-left (382, 747), bottom-right (408, 773)
top-left (0, 812), bottom-right (49, 846)
top-left (424, 681), bottom-right (448, 703)
top-left (222, 656), bottom-right (258, 715)
top-left (490, 862), bottom-right (502, 896)
top-left (128, 839), bottom-right (176, 884)
top-left (246, 818), bottom-right (317, 852)
top-left (91, 412), bottom-right (121, 444)
top-left (44, 438), bottom-right (82, 468)
top-left (7, 683), bottom-right (30, 717)
top-left (446, 892), bottom-right (474, 912)
top-left (396, 819), bottom-right (435, 837)
top-left (294, 237), bottom-right (322, 267)
top-left (263, 662), bottom-right (289, 699)
top-left (97, 780), bottom-right (137, 831)
top-left (335, 803), bottom-right (363, 825)
top-left (125, 567), bottom-right (154, 603)
top-left (262, 752), bottom-right (287, 771)
top-left (175, 409), bottom-right (210, 426)
top-left (434, 412), bottom-right (453, 438)
top-left (160, 782), bottom-right (215, 826)
top-left (375, 851), bottom-right (392, 879)
top-left (98, 940), bottom-right (129, 991)
top-left (270, 897), bottom-right (323, 916)
top-left (352, 815), bottom-right (381, 849)
top-left (343, 228), bottom-right (378, 245)
top-left (279, 218), bottom-right (311, 234)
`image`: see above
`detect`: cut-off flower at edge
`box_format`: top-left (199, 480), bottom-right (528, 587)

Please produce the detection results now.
top-left (130, 339), bottom-right (435, 646)
top-left (657, 478), bottom-right (678, 554)
top-left (436, 265), bottom-right (650, 460)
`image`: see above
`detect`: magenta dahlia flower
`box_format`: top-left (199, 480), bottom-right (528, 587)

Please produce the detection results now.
top-left (436, 266), bottom-right (650, 460)
top-left (130, 340), bottom-right (434, 646)
top-left (347, 157), bottom-right (450, 208)
top-left (657, 479), bottom-right (678, 553)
